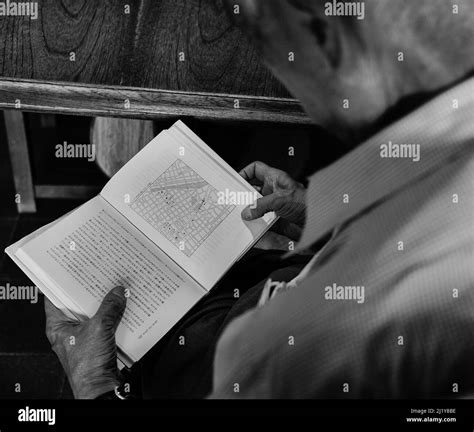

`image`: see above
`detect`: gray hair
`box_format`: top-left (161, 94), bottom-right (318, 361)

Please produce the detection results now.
top-left (369, 0), bottom-right (474, 77)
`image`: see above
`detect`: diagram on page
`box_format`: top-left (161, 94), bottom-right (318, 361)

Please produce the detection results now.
top-left (130, 159), bottom-right (235, 257)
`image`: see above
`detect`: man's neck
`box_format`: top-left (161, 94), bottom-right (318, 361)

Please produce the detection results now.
top-left (357, 70), bottom-right (474, 145)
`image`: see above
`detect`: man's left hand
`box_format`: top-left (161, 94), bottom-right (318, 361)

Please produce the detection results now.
top-left (44, 286), bottom-right (127, 399)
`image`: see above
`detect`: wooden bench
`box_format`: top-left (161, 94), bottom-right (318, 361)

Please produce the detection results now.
top-left (0, 0), bottom-right (309, 213)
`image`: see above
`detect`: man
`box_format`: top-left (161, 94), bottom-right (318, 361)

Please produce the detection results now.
top-left (45, 0), bottom-right (474, 398)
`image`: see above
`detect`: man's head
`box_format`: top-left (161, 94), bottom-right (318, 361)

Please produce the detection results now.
top-left (227, 0), bottom-right (474, 145)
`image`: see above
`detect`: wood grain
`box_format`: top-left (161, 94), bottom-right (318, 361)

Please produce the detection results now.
top-left (0, 0), bottom-right (290, 98)
top-left (0, 78), bottom-right (311, 123)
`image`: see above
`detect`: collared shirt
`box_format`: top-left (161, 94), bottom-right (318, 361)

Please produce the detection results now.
top-left (209, 77), bottom-right (474, 398)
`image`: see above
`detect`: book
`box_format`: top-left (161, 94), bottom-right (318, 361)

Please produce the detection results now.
top-left (6, 120), bottom-right (276, 369)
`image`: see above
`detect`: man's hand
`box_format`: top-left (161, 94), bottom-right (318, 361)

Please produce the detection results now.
top-left (45, 286), bottom-right (127, 399)
top-left (240, 161), bottom-right (306, 241)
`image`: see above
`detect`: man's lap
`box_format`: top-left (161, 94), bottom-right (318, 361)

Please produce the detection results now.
top-left (135, 249), bottom-right (310, 399)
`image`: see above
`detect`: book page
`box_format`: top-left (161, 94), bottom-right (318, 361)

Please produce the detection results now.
top-left (6, 214), bottom-right (78, 319)
top-left (15, 196), bottom-right (205, 364)
top-left (101, 124), bottom-right (276, 290)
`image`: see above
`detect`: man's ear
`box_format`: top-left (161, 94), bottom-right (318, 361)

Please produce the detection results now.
top-left (305, 6), bottom-right (342, 70)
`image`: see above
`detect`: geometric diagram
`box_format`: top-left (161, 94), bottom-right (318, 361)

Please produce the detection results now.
top-left (130, 159), bottom-right (235, 257)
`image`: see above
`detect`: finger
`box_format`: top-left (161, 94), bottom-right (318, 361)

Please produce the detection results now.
top-left (93, 286), bottom-right (127, 332)
top-left (246, 180), bottom-right (263, 192)
top-left (241, 194), bottom-right (277, 220)
top-left (239, 161), bottom-right (270, 183)
top-left (272, 219), bottom-right (303, 242)
top-left (44, 297), bottom-right (75, 345)
top-left (44, 297), bottom-right (73, 325)
top-left (254, 231), bottom-right (291, 250)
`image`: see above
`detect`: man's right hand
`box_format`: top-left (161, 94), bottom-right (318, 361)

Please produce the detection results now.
top-left (239, 161), bottom-right (306, 241)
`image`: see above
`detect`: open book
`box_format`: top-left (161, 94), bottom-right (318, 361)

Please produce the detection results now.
top-left (6, 121), bottom-right (276, 368)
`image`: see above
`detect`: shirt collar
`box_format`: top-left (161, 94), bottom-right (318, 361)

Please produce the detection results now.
top-left (295, 77), bottom-right (474, 252)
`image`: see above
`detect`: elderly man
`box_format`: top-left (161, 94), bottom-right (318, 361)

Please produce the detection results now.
top-left (45, 0), bottom-right (474, 399)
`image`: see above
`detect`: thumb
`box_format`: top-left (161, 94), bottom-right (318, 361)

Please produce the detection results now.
top-left (93, 286), bottom-right (127, 331)
top-left (241, 194), bottom-right (277, 221)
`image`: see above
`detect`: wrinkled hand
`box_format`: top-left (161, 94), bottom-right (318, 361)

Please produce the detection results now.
top-left (240, 161), bottom-right (306, 241)
top-left (45, 286), bottom-right (127, 399)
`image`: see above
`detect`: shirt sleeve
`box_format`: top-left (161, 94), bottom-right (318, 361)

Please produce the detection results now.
top-left (209, 253), bottom-right (474, 399)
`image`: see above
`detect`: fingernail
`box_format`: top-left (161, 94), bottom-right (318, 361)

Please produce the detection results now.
top-left (241, 207), bottom-right (251, 220)
top-left (113, 286), bottom-right (125, 298)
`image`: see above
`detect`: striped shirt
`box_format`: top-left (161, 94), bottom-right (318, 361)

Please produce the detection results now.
top-left (210, 77), bottom-right (474, 398)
